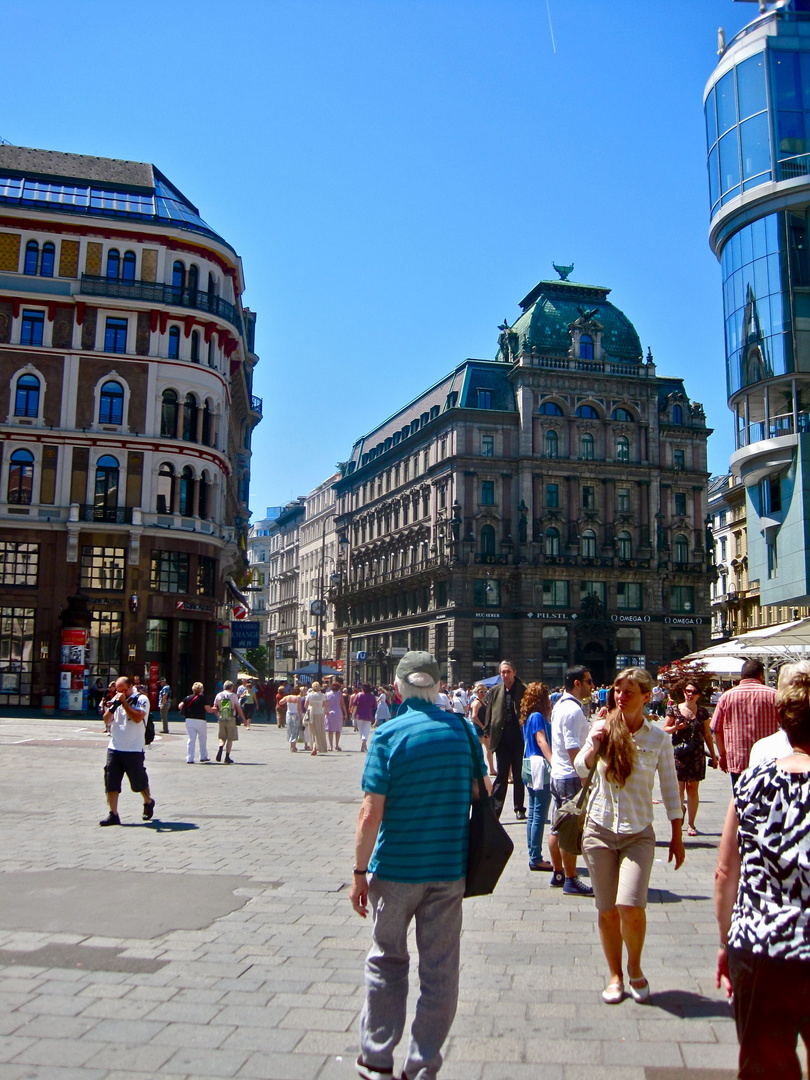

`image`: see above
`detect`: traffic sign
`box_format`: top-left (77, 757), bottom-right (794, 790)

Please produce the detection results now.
top-left (356, 650), bottom-right (368, 661)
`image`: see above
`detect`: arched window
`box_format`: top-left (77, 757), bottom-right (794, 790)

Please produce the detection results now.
top-left (188, 265), bottom-right (199, 295)
top-left (617, 531), bottom-right (632, 560)
top-left (673, 404), bottom-right (684, 425)
top-left (99, 381), bottom-right (124, 425)
top-left (23, 240), bottom-right (38, 275)
top-left (539, 401), bottom-right (563, 416)
top-left (160, 389), bottom-right (178, 438)
top-left (94, 455), bottom-right (119, 520)
top-left (581, 530), bottom-right (597, 558)
top-left (545, 527), bottom-right (560, 557)
top-left (198, 471), bottom-right (209, 519)
top-left (122, 251), bottom-right (136, 282)
top-left (581, 433), bottom-right (594, 460)
top-left (576, 404), bottom-right (599, 419)
top-left (545, 430), bottom-right (559, 458)
top-left (168, 326), bottom-right (180, 359)
top-left (208, 338), bottom-right (215, 367)
top-left (7, 449), bottom-right (34, 504)
top-left (616, 436), bottom-right (630, 463)
top-left (674, 534), bottom-right (690, 563)
top-left (40, 242), bottom-right (55, 278)
top-left (156, 463), bottom-right (175, 514)
top-left (182, 393), bottom-right (198, 442)
top-left (208, 271), bottom-right (217, 299)
top-left (14, 374), bottom-right (40, 418)
top-left (190, 330), bottom-right (200, 363)
top-left (106, 249), bottom-right (120, 279)
top-left (172, 260), bottom-right (185, 291)
top-left (480, 524), bottom-right (496, 556)
top-left (179, 465), bottom-right (194, 517)
top-left (579, 334), bottom-right (594, 359)
top-left (612, 407), bottom-right (634, 422)
top-left (201, 400), bottom-right (212, 445)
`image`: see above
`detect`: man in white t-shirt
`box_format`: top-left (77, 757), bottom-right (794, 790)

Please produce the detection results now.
top-left (100, 676), bottom-right (155, 825)
top-left (548, 664), bottom-right (594, 896)
top-left (436, 683), bottom-right (453, 712)
top-left (451, 684), bottom-right (469, 716)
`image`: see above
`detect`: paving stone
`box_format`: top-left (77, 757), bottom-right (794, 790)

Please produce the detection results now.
top-left (161, 1048), bottom-right (250, 1077)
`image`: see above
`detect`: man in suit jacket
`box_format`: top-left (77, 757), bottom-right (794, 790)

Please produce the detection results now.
top-left (486, 659), bottom-right (527, 820)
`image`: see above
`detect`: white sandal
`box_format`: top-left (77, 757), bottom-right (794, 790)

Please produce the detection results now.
top-left (601, 981), bottom-right (625, 1004)
top-left (628, 977), bottom-right (650, 1003)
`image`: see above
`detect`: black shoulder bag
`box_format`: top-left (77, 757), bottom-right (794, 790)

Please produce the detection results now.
top-left (459, 719), bottom-right (514, 897)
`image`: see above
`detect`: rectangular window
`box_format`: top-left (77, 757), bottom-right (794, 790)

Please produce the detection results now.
top-left (88, 610), bottom-right (122, 682)
top-left (674, 492), bottom-right (687, 516)
top-left (481, 434), bottom-right (494, 457)
top-left (674, 449), bottom-right (685, 471)
top-left (580, 580), bottom-right (606, 605)
top-left (767, 538), bottom-right (778, 579)
top-left (720, 537), bottom-right (728, 561)
top-left (545, 483), bottom-right (559, 509)
top-left (104, 317), bottom-right (128, 353)
top-left (411, 627), bottom-right (428, 651)
top-left (617, 581), bottom-right (642, 609)
top-left (582, 485), bottom-right (595, 510)
top-left (477, 389), bottom-right (492, 409)
top-left (150, 550), bottom-right (189, 593)
top-left (474, 578), bottom-right (501, 606)
top-left (21, 310), bottom-right (44, 347)
top-left (481, 481), bottom-right (495, 505)
top-left (670, 585), bottom-right (695, 612)
top-left (197, 555), bottom-right (216, 597)
top-left (0, 607), bottom-right (35, 704)
top-left (80, 546), bottom-right (125, 590)
top-left (617, 487), bottom-right (630, 513)
top-left (543, 579), bottom-right (569, 607)
top-left (472, 622), bottom-right (500, 663)
top-left (0, 542), bottom-right (39, 586)
top-left (440, 437), bottom-right (448, 459)
top-left (146, 617), bottom-right (169, 653)
top-left (734, 532), bottom-right (743, 558)
top-left (718, 510), bottom-right (728, 527)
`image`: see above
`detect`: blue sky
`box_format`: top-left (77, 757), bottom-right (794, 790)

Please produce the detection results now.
top-left (3, 0), bottom-right (754, 517)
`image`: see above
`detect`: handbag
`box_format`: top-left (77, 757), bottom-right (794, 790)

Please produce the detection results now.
top-left (521, 756), bottom-right (533, 786)
top-left (552, 759), bottom-right (599, 856)
top-left (459, 720), bottom-right (514, 897)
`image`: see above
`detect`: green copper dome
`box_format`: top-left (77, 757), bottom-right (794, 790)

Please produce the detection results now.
top-left (496, 278), bottom-right (643, 363)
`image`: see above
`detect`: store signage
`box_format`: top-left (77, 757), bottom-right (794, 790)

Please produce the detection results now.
top-left (231, 621), bottom-right (260, 649)
top-left (474, 611), bottom-right (502, 619)
top-left (175, 600), bottom-right (214, 613)
top-left (616, 654), bottom-right (646, 669)
top-left (665, 616), bottom-right (705, 626)
top-left (611, 614), bottom-right (651, 624)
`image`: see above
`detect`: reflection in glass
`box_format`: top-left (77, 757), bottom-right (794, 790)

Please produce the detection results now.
top-left (737, 53), bottom-right (767, 120)
top-left (716, 69), bottom-right (737, 136)
top-left (719, 129), bottom-right (741, 198)
top-left (705, 86), bottom-right (717, 150)
top-left (740, 113), bottom-right (770, 180)
top-left (777, 110), bottom-right (805, 158)
top-left (773, 52), bottom-right (801, 111)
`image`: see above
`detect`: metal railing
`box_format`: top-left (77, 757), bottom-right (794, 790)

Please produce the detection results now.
top-left (79, 504), bottom-right (133, 524)
top-left (335, 555), bottom-right (450, 593)
top-left (250, 396), bottom-right (263, 415)
top-left (79, 275), bottom-right (242, 333)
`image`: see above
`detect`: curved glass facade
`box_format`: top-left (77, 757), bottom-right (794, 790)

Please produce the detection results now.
top-left (706, 52), bottom-right (771, 217)
top-left (721, 213), bottom-right (792, 394)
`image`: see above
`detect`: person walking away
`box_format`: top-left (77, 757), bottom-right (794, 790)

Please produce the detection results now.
top-left (158, 676), bottom-right (172, 733)
top-left (548, 665), bottom-right (595, 895)
top-left (576, 667), bottom-right (684, 1004)
top-left (520, 681), bottom-right (554, 872)
top-left (353, 683), bottom-right (377, 752)
top-left (374, 686), bottom-right (391, 730)
top-left (281, 686), bottom-right (304, 752)
top-left (326, 679), bottom-right (348, 750)
top-left (664, 681), bottom-right (718, 835)
top-left (213, 680), bottom-right (244, 763)
top-left (711, 658), bottom-right (779, 788)
top-left (305, 681), bottom-right (328, 755)
top-left (100, 676), bottom-right (155, 825)
top-left (436, 682), bottom-right (453, 711)
top-left (240, 680), bottom-right (256, 729)
top-left (451, 683), bottom-right (469, 717)
top-left (178, 682), bottom-right (214, 763)
top-left (350, 651), bottom-right (489, 1080)
top-left (487, 660), bottom-right (527, 821)
top-left (715, 659), bottom-right (810, 1079)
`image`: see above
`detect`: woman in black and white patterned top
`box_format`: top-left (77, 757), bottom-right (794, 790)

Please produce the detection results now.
top-left (715, 660), bottom-right (810, 1079)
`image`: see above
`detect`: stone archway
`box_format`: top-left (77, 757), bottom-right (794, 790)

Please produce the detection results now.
top-left (579, 640), bottom-right (608, 687)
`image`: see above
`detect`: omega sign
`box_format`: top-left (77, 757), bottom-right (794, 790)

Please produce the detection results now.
top-left (611, 614), bottom-right (651, 624)
top-left (665, 616), bottom-right (705, 626)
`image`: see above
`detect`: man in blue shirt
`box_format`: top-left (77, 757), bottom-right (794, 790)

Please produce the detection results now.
top-left (350, 651), bottom-right (487, 1080)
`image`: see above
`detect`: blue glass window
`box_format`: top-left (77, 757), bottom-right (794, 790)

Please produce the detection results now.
top-left (737, 53), bottom-right (767, 120)
top-left (122, 251), bottom-right (136, 282)
top-left (612, 407), bottom-right (634, 422)
top-left (545, 430), bottom-right (558, 457)
top-left (21, 310), bottom-right (44, 346)
top-left (773, 52), bottom-right (801, 111)
top-left (481, 481), bottom-right (495, 505)
top-left (576, 404), bottom-right (599, 419)
top-left (719, 129), bottom-right (741, 202)
top-left (15, 374), bottom-right (40, 416)
top-left (104, 318), bottom-right (127, 354)
top-left (172, 260), bottom-right (185, 290)
top-left (94, 455), bottom-right (119, 519)
top-left (40, 243), bottom-right (55, 277)
top-left (579, 334), bottom-right (594, 359)
top-left (673, 404), bottom-right (683, 425)
top-left (480, 525), bottom-right (495, 556)
top-left (716, 70), bottom-right (737, 136)
top-left (705, 86), bottom-right (717, 150)
top-left (777, 110), bottom-right (805, 158)
top-left (99, 382), bottom-right (124, 424)
top-left (190, 330), bottom-right (200, 363)
top-left (168, 326), bottom-right (180, 359)
top-left (105, 249), bottom-right (120, 279)
top-left (741, 113), bottom-right (771, 182)
top-left (708, 146), bottom-right (720, 212)
top-left (8, 449), bottom-right (34, 505)
top-left (539, 401), bottom-right (563, 415)
top-left (23, 241), bottom-right (38, 275)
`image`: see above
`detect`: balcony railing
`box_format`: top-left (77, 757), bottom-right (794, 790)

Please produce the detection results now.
top-left (474, 553), bottom-right (509, 565)
top-left (79, 504), bottom-right (133, 524)
top-left (79, 275), bottom-right (242, 333)
top-left (250, 396), bottom-right (263, 415)
top-left (333, 555), bottom-right (450, 594)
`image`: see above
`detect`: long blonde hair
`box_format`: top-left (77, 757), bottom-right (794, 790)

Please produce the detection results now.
top-left (602, 667), bottom-right (653, 787)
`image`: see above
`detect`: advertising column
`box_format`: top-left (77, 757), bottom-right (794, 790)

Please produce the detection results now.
top-left (59, 627), bottom-right (87, 712)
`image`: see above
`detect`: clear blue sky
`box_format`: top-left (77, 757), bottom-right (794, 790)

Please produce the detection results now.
top-left (4, 0), bottom-right (752, 517)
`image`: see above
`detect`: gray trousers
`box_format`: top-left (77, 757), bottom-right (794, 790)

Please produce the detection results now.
top-left (360, 876), bottom-right (465, 1080)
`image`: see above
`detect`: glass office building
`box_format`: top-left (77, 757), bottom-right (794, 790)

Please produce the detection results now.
top-left (705, 0), bottom-right (810, 605)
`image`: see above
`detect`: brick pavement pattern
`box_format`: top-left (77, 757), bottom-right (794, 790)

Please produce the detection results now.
top-left (0, 716), bottom-right (745, 1080)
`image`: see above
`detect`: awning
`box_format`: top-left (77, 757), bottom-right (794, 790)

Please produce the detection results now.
top-left (231, 648), bottom-right (258, 674)
top-left (291, 663), bottom-right (343, 678)
top-left (226, 579), bottom-right (249, 606)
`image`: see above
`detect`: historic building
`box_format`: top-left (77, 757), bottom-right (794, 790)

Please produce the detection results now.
top-left (705, 0), bottom-right (810, 607)
top-left (0, 145), bottom-right (261, 705)
top-left (267, 498), bottom-right (305, 679)
top-left (298, 475), bottom-right (340, 675)
top-left (330, 272), bottom-right (713, 687)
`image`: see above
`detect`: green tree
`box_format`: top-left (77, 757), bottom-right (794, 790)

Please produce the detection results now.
top-left (244, 645), bottom-right (268, 681)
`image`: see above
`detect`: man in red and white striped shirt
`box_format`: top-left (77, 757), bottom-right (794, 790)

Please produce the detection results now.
top-left (710, 659), bottom-right (779, 786)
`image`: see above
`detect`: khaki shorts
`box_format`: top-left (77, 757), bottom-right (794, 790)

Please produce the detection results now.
top-left (581, 821), bottom-right (656, 911)
top-left (218, 716), bottom-right (238, 742)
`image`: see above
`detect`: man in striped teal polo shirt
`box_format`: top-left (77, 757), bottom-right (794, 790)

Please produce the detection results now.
top-left (350, 651), bottom-right (487, 1080)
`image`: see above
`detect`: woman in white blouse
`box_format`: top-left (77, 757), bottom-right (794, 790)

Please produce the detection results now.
top-left (575, 667), bottom-right (685, 1005)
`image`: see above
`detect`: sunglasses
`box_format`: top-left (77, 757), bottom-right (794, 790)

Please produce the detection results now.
top-left (684, 688), bottom-right (699, 695)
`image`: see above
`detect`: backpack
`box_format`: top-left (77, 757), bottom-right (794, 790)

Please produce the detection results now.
top-left (220, 695), bottom-right (232, 719)
top-left (144, 714), bottom-right (156, 745)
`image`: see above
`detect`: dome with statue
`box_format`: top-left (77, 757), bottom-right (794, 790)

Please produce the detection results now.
top-left (496, 264), bottom-right (643, 364)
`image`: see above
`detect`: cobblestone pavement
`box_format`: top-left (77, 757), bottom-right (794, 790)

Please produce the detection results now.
top-left (0, 715), bottom-right (745, 1080)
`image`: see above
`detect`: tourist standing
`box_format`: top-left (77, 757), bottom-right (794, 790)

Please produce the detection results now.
top-left (325, 679), bottom-right (348, 751)
top-left (520, 681), bottom-right (553, 872)
top-left (213, 680), bottom-right (245, 763)
top-left (354, 683), bottom-right (377, 752)
top-left (100, 676), bottom-right (155, 825)
top-left (158, 676), bottom-right (172, 733)
top-left (486, 660), bottom-right (527, 820)
top-left (305, 681), bottom-right (328, 755)
top-left (711, 659), bottom-right (779, 786)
